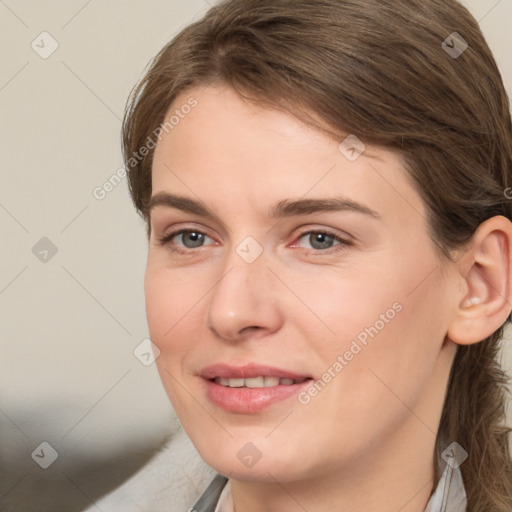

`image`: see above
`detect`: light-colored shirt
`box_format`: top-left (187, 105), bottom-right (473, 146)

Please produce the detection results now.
top-left (191, 462), bottom-right (467, 512)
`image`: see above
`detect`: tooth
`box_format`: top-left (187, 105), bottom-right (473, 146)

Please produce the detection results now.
top-left (245, 377), bottom-right (264, 388)
top-left (228, 378), bottom-right (245, 387)
top-left (216, 376), bottom-right (301, 388)
top-left (264, 376), bottom-right (280, 387)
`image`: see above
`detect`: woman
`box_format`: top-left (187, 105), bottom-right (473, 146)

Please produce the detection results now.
top-left (121, 0), bottom-right (512, 510)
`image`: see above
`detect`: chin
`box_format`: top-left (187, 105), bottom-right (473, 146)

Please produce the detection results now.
top-left (195, 442), bottom-right (314, 483)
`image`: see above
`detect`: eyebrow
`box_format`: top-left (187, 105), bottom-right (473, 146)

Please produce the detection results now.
top-left (147, 192), bottom-right (381, 220)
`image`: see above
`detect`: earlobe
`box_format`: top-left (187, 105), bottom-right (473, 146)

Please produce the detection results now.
top-left (447, 215), bottom-right (512, 346)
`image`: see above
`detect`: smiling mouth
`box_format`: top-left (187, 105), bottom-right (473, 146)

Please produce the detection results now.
top-left (212, 376), bottom-right (312, 388)
top-left (202, 367), bottom-right (314, 412)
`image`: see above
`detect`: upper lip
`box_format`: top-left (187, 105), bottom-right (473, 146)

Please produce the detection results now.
top-left (200, 363), bottom-right (312, 380)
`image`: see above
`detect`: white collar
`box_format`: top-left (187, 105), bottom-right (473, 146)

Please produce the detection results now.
top-left (424, 462), bottom-right (467, 512)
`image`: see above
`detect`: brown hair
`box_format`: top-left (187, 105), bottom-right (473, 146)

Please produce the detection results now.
top-left (122, 0), bottom-right (512, 509)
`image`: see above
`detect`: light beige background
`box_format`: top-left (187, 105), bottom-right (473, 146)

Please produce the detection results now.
top-left (1, 1), bottom-right (511, 510)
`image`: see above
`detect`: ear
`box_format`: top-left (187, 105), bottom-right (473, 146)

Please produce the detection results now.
top-left (447, 215), bottom-right (512, 346)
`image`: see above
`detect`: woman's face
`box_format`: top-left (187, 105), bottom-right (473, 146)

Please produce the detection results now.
top-left (146, 84), bottom-right (459, 483)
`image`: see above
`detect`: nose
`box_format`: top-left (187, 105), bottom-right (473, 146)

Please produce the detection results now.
top-left (206, 251), bottom-right (283, 343)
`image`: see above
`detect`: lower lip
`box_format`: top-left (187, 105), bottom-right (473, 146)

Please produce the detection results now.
top-left (203, 378), bottom-right (312, 413)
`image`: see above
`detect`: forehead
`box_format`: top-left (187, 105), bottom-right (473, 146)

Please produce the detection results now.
top-left (151, 84), bottom-right (426, 226)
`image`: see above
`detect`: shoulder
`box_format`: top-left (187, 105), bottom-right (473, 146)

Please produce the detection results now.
top-left (81, 427), bottom-right (217, 512)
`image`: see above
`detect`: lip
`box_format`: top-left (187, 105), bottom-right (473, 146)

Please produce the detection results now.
top-left (200, 363), bottom-right (313, 413)
top-left (200, 363), bottom-right (312, 380)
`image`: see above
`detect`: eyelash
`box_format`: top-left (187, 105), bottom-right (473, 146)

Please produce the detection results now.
top-left (155, 227), bottom-right (353, 256)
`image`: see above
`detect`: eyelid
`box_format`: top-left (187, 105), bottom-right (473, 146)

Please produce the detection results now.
top-left (156, 225), bottom-right (218, 249)
top-left (155, 222), bottom-right (354, 258)
top-left (290, 227), bottom-right (354, 252)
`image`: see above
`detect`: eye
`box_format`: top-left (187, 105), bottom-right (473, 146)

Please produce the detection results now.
top-left (155, 227), bottom-right (352, 255)
top-left (176, 230), bottom-right (210, 249)
top-left (156, 229), bottom-right (216, 252)
top-left (293, 230), bottom-right (352, 252)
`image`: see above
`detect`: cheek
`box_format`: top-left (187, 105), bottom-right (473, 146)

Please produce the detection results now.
top-left (144, 267), bottom-right (174, 346)
top-left (284, 263), bottom-right (403, 354)
top-left (299, 251), bottom-right (447, 407)
top-left (340, 271), bottom-right (448, 420)
top-left (144, 265), bottom-right (201, 413)
top-left (144, 265), bottom-right (200, 370)
top-left (144, 262), bottom-right (205, 349)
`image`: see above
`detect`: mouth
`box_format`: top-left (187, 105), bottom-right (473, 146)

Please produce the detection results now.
top-left (200, 364), bottom-right (314, 413)
top-left (212, 376), bottom-right (311, 388)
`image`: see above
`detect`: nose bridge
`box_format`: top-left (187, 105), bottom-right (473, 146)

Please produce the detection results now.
top-left (216, 230), bottom-right (268, 296)
top-left (206, 239), bottom-right (281, 341)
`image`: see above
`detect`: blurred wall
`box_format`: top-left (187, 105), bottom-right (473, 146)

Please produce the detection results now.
top-left (1, 0), bottom-right (511, 510)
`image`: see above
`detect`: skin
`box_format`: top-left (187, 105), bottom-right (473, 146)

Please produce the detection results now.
top-left (145, 84), bottom-right (512, 512)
